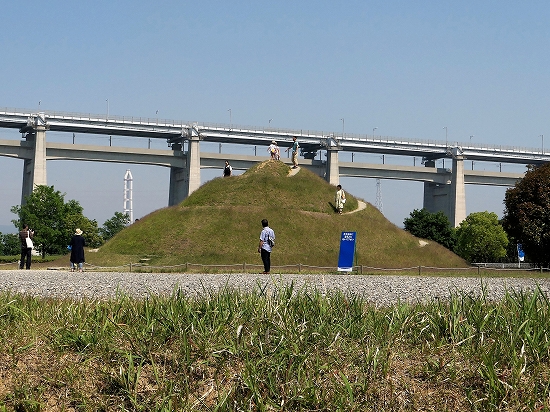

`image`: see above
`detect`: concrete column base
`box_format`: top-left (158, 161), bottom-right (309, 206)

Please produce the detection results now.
top-left (169, 167), bottom-right (188, 205)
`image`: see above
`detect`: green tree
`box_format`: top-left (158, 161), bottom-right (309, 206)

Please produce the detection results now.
top-left (502, 163), bottom-right (550, 266)
top-left (403, 208), bottom-right (456, 250)
top-left (0, 233), bottom-right (20, 256)
top-left (99, 211), bottom-right (130, 241)
top-left (63, 200), bottom-right (103, 249)
top-left (455, 211), bottom-right (509, 263)
top-left (11, 185), bottom-right (102, 257)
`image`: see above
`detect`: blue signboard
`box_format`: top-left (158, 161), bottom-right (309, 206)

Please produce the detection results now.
top-left (517, 243), bottom-right (525, 262)
top-left (337, 231), bottom-right (356, 272)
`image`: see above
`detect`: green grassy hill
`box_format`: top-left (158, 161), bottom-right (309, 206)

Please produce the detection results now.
top-left (87, 160), bottom-right (467, 269)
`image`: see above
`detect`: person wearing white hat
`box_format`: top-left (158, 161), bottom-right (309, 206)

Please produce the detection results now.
top-left (268, 140), bottom-right (279, 160)
top-left (69, 228), bottom-right (86, 272)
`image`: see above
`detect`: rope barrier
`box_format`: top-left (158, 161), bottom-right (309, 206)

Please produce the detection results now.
top-left (52, 262), bottom-right (541, 273)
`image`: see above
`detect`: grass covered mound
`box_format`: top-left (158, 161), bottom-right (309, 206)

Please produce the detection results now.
top-left (87, 160), bottom-right (467, 269)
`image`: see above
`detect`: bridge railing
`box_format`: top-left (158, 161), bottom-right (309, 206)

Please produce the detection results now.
top-left (0, 107), bottom-right (189, 128)
top-left (0, 106), bottom-right (544, 155)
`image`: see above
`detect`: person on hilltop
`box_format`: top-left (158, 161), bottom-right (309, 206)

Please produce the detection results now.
top-left (285, 136), bottom-right (299, 168)
top-left (268, 140), bottom-right (280, 160)
top-left (335, 184), bottom-right (346, 214)
top-left (18, 224), bottom-right (34, 270)
top-left (69, 228), bottom-right (86, 272)
top-left (258, 219), bottom-right (275, 274)
top-left (223, 160), bottom-right (233, 177)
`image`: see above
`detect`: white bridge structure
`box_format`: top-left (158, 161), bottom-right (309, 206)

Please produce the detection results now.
top-left (1, 107), bottom-right (548, 226)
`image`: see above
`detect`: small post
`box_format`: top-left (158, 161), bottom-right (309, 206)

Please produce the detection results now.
top-left (243, 262), bottom-right (246, 272)
top-left (298, 263), bottom-right (301, 272)
top-left (360, 265), bottom-right (363, 275)
top-left (418, 265), bottom-right (421, 276)
top-left (130, 262), bottom-right (132, 272)
top-left (186, 262), bottom-right (188, 272)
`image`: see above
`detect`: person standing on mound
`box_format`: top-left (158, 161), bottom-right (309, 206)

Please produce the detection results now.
top-left (69, 228), bottom-right (86, 272)
top-left (223, 160), bottom-right (232, 177)
top-left (268, 140), bottom-right (279, 160)
top-left (258, 219), bottom-right (275, 274)
top-left (285, 136), bottom-right (299, 168)
top-left (335, 184), bottom-right (346, 214)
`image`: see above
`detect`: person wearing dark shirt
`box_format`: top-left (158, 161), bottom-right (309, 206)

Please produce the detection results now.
top-left (18, 224), bottom-right (34, 270)
top-left (223, 160), bottom-right (233, 177)
top-left (69, 228), bottom-right (86, 272)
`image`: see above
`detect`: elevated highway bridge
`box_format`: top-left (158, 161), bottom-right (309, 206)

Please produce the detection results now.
top-left (0, 107), bottom-right (545, 226)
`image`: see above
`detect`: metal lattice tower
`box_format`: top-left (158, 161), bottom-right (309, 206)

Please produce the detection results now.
top-left (375, 178), bottom-right (383, 213)
top-left (123, 169), bottom-right (133, 223)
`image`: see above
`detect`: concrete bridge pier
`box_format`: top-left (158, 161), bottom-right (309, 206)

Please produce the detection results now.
top-left (21, 118), bottom-right (48, 205)
top-left (168, 142), bottom-right (187, 206)
top-left (168, 132), bottom-right (201, 206)
top-left (450, 148), bottom-right (466, 227)
top-left (325, 140), bottom-right (340, 186)
top-left (423, 159), bottom-right (451, 219)
top-left (186, 133), bottom-right (201, 196)
top-left (422, 154), bottom-right (466, 227)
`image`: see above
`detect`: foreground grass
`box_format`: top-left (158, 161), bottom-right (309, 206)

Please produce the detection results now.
top-left (1, 286), bottom-right (550, 411)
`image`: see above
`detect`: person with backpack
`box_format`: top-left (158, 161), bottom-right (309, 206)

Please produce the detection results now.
top-left (258, 218), bottom-right (275, 274)
top-left (268, 141), bottom-right (279, 160)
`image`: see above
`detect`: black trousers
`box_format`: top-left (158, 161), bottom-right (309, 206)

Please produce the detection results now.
top-left (261, 248), bottom-right (271, 273)
top-left (20, 247), bottom-right (32, 269)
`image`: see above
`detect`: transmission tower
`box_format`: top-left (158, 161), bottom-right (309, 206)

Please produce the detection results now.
top-left (375, 178), bottom-right (383, 213)
top-left (123, 169), bottom-right (133, 223)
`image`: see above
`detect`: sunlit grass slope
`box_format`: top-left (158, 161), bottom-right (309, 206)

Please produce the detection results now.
top-left (90, 160), bottom-right (467, 269)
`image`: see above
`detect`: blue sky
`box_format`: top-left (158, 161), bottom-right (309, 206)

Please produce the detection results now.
top-left (1, 1), bottom-right (549, 231)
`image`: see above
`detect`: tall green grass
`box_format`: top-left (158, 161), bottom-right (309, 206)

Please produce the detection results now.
top-left (1, 286), bottom-right (549, 410)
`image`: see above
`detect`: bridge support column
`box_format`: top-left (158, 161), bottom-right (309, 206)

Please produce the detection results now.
top-left (325, 144), bottom-right (340, 186)
top-left (450, 149), bottom-right (466, 227)
top-left (422, 154), bottom-right (467, 227)
top-left (423, 160), bottom-right (451, 219)
top-left (168, 132), bottom-right (201, 206)
top-left (21, 123), bottom-right (47, 205)
top-left (187, 133), bottom-right (201, 195)
top-left (168, 141), bottom-right (186, 206)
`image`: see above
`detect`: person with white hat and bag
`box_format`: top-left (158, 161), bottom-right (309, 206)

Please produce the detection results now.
top-left (69, 228), bottom-right (86, 272)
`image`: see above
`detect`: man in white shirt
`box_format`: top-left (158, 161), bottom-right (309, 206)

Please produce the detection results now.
top-left (258, 219), bottom-right (275, 274)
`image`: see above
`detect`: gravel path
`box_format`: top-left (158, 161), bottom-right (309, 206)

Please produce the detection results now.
top-left (0, 270), bottom-right (549, 306)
